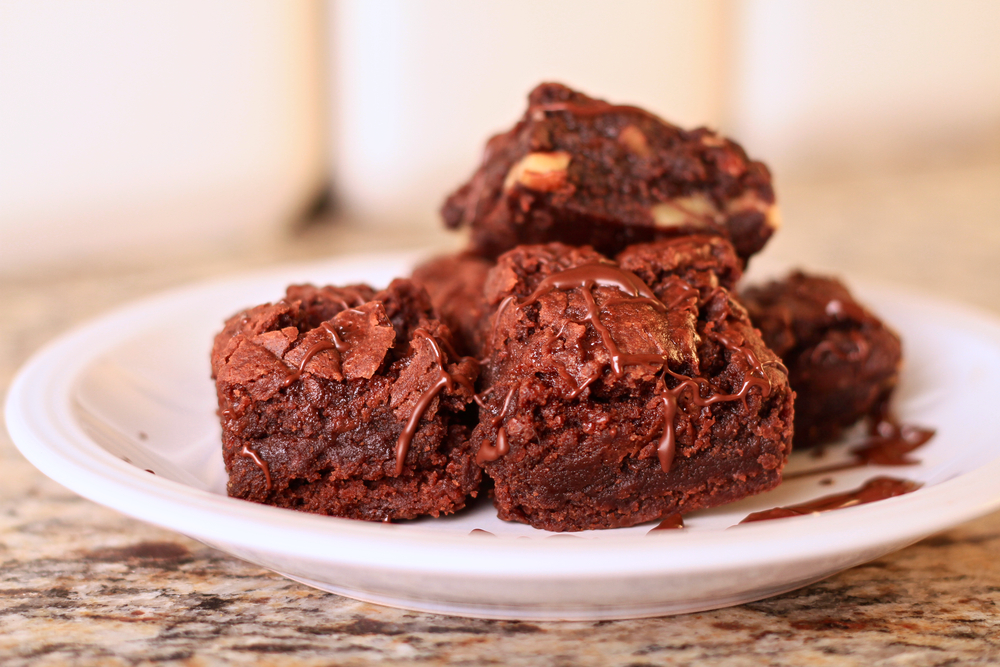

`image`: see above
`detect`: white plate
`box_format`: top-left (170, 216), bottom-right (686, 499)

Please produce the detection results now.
top-left (7, 252), bottom-right (1000, 620)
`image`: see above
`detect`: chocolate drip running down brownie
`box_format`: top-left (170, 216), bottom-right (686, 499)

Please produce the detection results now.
top-left (211, 280), bottom-right (481, 521)
top-left (471, 241), bottom-right (794, 532)
top-left (741, 271), bottom-right (903, 448)
top-left (442, 83), bottom-right (779, 263)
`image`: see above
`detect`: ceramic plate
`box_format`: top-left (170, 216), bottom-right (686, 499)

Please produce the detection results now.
top-left (8, 252), bottom-right (1000, 620)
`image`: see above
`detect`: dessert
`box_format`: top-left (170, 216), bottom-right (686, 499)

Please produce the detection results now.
top-left (741, 271), bottom-right (903, 448)
top-left (211, 81), bottom-right (919, 532)
top-left (441, 82), bottom-right (780, 263)
top-left (470, 241), bottom-right (794, 531)
top-left (211, 280), bottom-right (481, 520)
top-left (616, 234), bottom-right (744, 297)
top-left (411, 252), bottom-right (494, 358)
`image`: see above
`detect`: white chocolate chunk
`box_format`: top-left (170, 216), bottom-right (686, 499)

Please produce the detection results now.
top-left (700, 133), bottom-right (726, 147)
top-left (725, 191), bottom-right (782, 230)
top-left (618, 125), bottom-right (651, 157)
top-left (765, 204), bottom-right (782, 230)
top-left (503, 151), bottom-right (571, 192)
top-left (651, 193), bottom-right (720, 228)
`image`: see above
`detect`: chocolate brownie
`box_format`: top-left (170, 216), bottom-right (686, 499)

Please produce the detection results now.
top-left (411, 252), bottom-right (494, 358)
top-left (471, 242), bottom-right (794, 531)
top-left (616, 234), bottom-right (744, 298)
top-left (211, 279), bottom-right (481, 521)
top-left (442, 83), bottom-right (779, 263)
top-left (741, 271), bottom-right (902, 448)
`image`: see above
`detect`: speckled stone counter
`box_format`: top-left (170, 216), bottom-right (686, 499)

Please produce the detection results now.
top-left (3, 163), bottom-right (1000, 666)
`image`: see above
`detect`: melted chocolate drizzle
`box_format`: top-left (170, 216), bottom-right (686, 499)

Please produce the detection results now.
top-left (522, 264), bottom-right (669, 381)
top-left (394, 330), bottom-right (475, 476)
top-left (239, 444), bottom-right (272, 491)
top-left (280, 321), bottom-right (352, 389)
top-left (740, 476), bottom-right (922, 523)
top-left (475, 385), bottom-right (517, 465)
top-left (486, 262), bottom-right (777, 473)
top-left (647, 513), bottom-right (685, 532)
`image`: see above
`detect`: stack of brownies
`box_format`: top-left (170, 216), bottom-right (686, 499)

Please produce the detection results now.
top-left (211, 83), bottom-right (901, 532)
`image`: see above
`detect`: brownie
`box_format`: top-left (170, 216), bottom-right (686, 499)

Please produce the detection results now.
top-left (741, 271), bottom-right (903, 448)
top-left (211, 279), bottom-right (481, 521)
top-left (411, 252), bottom-right (494, 358)
top-left (471, 242), bottom-right (794, 531)
top-left (616, 234), bottom-right (744, 298)
top-left (442, 83), bottom-right (779, 263)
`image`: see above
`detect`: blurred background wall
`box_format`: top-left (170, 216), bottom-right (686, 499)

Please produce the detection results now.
top-left (2, 0), bottom-right (999, 276)
top-left (0, 0), bottom-right (326, 275)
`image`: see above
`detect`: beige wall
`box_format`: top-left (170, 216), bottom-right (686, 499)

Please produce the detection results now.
top-left (726, 0), bottom-right (1000, 178)
top-left (0, 1), bottom-right (326, 276)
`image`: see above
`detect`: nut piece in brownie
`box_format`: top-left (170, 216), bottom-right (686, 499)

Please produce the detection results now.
top-left (411, 252), bottom-right (494, 359)
top-left (442, 83), bottom-right (779, 263)
top-left (211, 279), bottom-right (481, 521)
top-left (741, 271), bottom-right (902, 448)
top-left (471, 242), bottom-right (794, 532)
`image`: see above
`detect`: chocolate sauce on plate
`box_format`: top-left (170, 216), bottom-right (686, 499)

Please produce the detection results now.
top-left (647, 513), bottom-right (685, 532)
top-left (740, 477), bottom-right (922, 523)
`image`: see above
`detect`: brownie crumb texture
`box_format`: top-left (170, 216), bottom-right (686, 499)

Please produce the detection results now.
top-left (211, 279), bottom-right (481, 521)
top-left (470, 240), bottom-right (793, 531)
top-left (441, 82), bottom-right (780, 263)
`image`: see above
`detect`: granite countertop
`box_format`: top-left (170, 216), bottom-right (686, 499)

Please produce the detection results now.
top-left (3, 163), bottom-right (1000, 666)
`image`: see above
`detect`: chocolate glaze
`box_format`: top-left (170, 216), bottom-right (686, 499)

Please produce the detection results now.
top-left (654, 359), bottom-right (771, 472)
top-left (647, 513), bottom-right (685, 532)
top-left (475, 385), bottom-right (516, 465)
top-left (521, 264), bottom-right (666, 365)
top-left (740, 476), bottom-right (922, 523)
top-left (239, 444), bottom-right (272, 491)
top-left (493, 262), bottom-right (774, 473)
top-left (393, 329), bottom-right (477, 475)
top-left (280, 321), bottom-right (353, 389)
